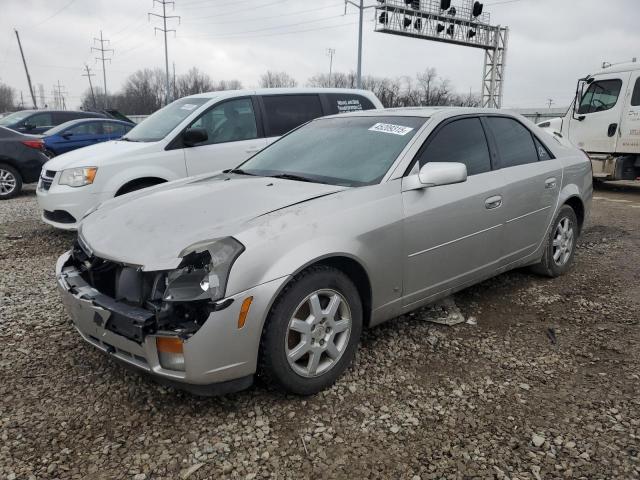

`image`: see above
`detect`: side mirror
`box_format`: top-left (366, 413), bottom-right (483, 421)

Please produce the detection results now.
top-left (418, 162), bottom-right (467, 187)
top-left (182, 128), bottom-right (208, 147)
top-left (23, 123), bottom-right (36, 131)
top-left (62, 132), bottom-right (73, 139)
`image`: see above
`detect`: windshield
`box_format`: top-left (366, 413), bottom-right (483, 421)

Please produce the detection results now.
top-left (0, 111), bottom-right (31, 126)
top-left (123, 97), bottom-right (209, 142)
top-left (238, 116), bottom-right (426, 187)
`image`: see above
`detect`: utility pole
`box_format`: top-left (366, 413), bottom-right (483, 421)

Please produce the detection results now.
top-left (344, 1), bottom-right (375, 89)
top-left (547, 98), bottom-right (554, 109)
top-left (149, 0), bottom-right (180, 105)
top-left (326, 48), bottom-right (336, 85)
top-left (54, 81), bottom-right (67, 110)
top-left (14, 30), bottom-right (37, 109)
top-left (19, 91), bottom-right (24, 109)
top-left (173, 61), bottom-right (177, 100)
top-left (92, 31), bottom-right (113, 108)
top-left (82, 64), bottom-right (97, 110)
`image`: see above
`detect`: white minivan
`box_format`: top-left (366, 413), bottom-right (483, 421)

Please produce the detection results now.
top-left (36, 88), bottom-right (383, 230)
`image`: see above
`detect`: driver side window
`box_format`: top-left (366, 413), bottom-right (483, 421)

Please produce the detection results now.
top-left (577, 79), bottom-right (622, 114)
top-left (189, 98), bottom-right (258, 146)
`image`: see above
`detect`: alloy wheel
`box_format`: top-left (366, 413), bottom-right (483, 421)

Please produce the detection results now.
top-left (0, 168), bottom-right (17, 196)
top-left (285, 289), bottom-right (352, 378)
top-left (552, 217), bottom-right (574, 266)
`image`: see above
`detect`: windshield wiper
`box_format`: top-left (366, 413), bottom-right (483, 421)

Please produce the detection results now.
top-left (227, 168), bottom-right (259, 176)
top-left (269, 173), bottom-right (318, 183)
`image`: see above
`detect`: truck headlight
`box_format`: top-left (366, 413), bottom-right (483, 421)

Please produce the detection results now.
top-left (58, 167), bottom-right (98, 187)
top-left (163, 237), bottom-right (244, 302)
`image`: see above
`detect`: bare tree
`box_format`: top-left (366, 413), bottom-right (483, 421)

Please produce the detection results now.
top-left (0, 82), bottom-right (16, 112)
top-left (260, 71), bottom-right (298, 88)
top-left (175, 67), bottom-right (214, 98)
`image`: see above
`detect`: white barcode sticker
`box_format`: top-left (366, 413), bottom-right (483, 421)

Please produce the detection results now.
top-left (369, 123), bottom-right (414, 136)
top-left (180, 103), bottom-right (199, 111)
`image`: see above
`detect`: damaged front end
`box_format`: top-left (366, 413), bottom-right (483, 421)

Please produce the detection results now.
top-left (61, 235), bottom-right (244, 346)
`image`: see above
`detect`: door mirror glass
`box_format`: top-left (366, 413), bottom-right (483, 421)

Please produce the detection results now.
top-left (418, 162), bottom-right (467, 187)
top-left (182, 127), bottom-right (208, 147)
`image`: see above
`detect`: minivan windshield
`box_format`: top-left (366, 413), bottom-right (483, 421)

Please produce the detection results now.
top-left (0, 111), bottom-right (31, 126)
top-left (123, 97), bottom-right (209, 142)
top-left (238, 116), bottom-right (426, 187)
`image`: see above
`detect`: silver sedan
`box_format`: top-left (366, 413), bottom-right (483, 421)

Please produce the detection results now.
top-left (56, 108), bottom-right (592, 395)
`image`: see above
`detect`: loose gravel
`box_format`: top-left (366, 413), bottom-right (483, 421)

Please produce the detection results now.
top-left (1, 184), bottom-right (639, 479)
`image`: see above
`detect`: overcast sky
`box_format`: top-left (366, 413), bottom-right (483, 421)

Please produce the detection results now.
top-left (0, 0), bottom-right (638, 110)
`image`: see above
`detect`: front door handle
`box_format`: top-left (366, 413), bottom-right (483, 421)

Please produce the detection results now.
top-left (485, 195), bottom-right (502, 209)
top-left (545, 177), bottom-right (557, 189)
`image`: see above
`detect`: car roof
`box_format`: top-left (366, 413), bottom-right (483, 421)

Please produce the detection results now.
top-left (321, 106), bottom-right (519, 119)
top-left (184, 87), bottom-right (379, 100)
top-left (55, 118), bottom-right (129, 127)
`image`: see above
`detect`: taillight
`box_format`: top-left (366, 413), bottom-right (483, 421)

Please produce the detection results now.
top-left (21, 139), bottom-right (44, 150)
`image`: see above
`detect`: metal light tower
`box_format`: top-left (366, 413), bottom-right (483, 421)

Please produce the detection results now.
top-left (374, 0), bottom-right (509, 108)
top-left (92, 31), bottom-right (113, 107)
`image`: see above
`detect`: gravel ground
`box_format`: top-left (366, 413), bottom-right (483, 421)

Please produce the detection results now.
top-left (1, 183), bottom-right (639, 480)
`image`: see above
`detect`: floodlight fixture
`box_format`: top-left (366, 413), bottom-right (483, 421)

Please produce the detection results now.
top-left (472, 2), bottom-right (483, 17)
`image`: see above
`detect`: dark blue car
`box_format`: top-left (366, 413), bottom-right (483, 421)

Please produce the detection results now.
top-left (41, 119), bottom-right (134, 157)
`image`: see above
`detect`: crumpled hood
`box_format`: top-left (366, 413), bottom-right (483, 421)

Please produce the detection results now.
top-left (43, 139), bottom-right (153, 171)
top-left (79, 174), bottom-right (347, 270)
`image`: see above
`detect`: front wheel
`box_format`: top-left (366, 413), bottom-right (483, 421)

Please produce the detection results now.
top-left (259, 266), bottom-right (363, 395)
top-left (0, 164), bottom-right (22, 200)
top-left (532, 205), bottom-right (579, 277)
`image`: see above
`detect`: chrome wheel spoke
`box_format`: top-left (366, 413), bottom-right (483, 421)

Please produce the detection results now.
top-left (309, 293), bottom-right (323, 320)
top-left (289, 318), bottom-right (311, 334)
top-left (325, 293), bottom-right (341, 319)
top-left (332, 319), bottom-right (350, 334)
top-left (288, 340), bottom-right (311, 362)
top-left (325, 340), bottom-right (340, 359)
top-left (307, 350), bottom-right (321, 375)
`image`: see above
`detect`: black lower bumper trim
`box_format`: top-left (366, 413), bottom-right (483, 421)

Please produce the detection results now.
top-left (153, 374), bottom-right (254, 397)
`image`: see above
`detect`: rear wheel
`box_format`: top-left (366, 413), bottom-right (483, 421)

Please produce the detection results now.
top-left (0, 164), bottom-right (22, 200)
top-left (532, 205), bottom-right (578, 277)
top-left (259, 266), bottom-right (362, 395)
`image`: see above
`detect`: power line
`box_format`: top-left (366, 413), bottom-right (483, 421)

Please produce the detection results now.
top-left (30, 0), bottom-right (78, 28)
top-left (181, 12), bottom-right (356, 38)
top-left (149, 0), bottom-right (180, 105)
top-left (181, 2), bottom-right (344, 25)
top-left (92, 30), bottom-right (113, 107)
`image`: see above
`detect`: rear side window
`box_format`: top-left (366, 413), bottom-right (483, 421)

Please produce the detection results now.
top-left (417, 117), bottom-right (491, 176)
top-left (262, 95), bottom-right (323, 137)
top-left (631, 78), bottom-right (640, 107)
top-left (534, 137), bottom-right (553, 161)
top-left (486, 117), bottom-right (539, 168)
top-left (28, 112), bottom-right (53, 127)
top-left (67, 122), bottom-right (102, 135)
top-left (103, 122), bottom-right (129, 135)
top-left (324, 93), bottom-right (375, 115)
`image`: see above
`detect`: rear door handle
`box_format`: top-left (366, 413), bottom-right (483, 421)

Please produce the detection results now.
top-left (485, 195), bottom-right (502, 209)
top-left (545, 177), bottom-right (557, 189)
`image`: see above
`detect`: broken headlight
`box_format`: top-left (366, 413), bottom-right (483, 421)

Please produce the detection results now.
top-left (163, 237), bottom-right (244, 303)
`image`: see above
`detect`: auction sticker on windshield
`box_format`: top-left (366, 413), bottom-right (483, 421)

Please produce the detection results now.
top-left (369, 123), bottom-right (414, 136)
top-left (180, 104), bottom-right (199, 111)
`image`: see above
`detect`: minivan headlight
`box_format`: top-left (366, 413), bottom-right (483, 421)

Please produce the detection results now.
top-left (163, 238), bottom-right (245, 302)
top-left (58, 167), bottom-right (98, 187)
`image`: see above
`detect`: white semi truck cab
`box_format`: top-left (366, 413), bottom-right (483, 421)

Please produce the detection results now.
top-left (539, 61), bottom-right (640, 181)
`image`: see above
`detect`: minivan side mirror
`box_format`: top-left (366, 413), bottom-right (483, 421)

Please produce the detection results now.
top-left (418, 162), bottom-right (467, 187)
top-left (182, 128), bottom-right (208, 147)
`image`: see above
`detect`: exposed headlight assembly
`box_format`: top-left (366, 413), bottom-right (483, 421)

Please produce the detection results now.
top-left (58, 167), bottom-right (98, 187)
top-left (163, 237), bottom-right (244, 303)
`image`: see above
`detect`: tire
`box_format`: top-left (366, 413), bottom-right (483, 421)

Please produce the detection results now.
top-left (0, 163), bottom-right (22, 200)
top-left (531, 205), bottom-right (579, 278)
top-left (259, 266), bottom-right (363, 395)
top-left (116, 181), bottom-right (161, 196)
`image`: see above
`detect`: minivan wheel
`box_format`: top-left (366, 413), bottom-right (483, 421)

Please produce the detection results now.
top-left (259, 266), bottom-right (363, 395)
top-left (0, 164), bottom-right (22, 200)
top-left (532, 205), bottom-right (579, 278)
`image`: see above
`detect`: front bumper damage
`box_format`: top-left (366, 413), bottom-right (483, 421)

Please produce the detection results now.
top-left (56, 250), bottom-right (288, 396)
